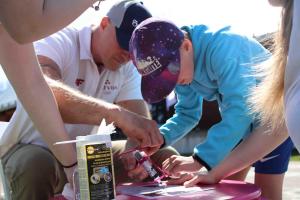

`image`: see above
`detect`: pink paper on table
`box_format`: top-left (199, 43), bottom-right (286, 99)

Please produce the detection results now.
top-left (117, 180), bottom-right (262, 200)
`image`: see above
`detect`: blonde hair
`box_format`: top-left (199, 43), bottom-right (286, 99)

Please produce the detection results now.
top-left (250, 0), bottom-right (293, 129)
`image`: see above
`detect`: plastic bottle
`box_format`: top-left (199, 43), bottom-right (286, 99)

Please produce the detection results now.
top-left (76, 134), bottom-right (116, 200)
top-left (73, 168), bottom-right (80, 200)
top-left (133, 150), bottom-right (163, 184)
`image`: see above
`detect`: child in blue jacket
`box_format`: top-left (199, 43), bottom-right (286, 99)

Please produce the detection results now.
top-left (129, 17), bottom-right (293, 200)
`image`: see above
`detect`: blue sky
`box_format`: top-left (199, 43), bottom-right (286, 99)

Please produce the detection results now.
top-left (71, 0), bottom-right (282, 36)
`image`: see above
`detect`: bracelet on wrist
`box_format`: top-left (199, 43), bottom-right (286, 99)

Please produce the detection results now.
top-left (62, 161), bottom-right (78, 169)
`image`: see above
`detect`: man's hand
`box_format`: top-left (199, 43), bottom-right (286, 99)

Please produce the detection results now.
top-left (120, 140), bottom-right (150, 181)
top-left (162, 155), bottom-right (203, 177)
top-left (116, 109), bottom-right (163, 155)
top-left (122, 153), bottom-right (149, 181)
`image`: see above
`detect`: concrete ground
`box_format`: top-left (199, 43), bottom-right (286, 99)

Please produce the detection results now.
top-left (245, 161), bottom-right (300, 200)
top-left (282, 162), bottom-right (300, 200)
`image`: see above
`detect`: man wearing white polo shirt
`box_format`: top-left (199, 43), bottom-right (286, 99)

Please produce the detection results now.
top-left (0, 1), bottom-right (178, 199)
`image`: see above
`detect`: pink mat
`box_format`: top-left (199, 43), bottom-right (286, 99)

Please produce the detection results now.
top-left (117, 180), bottom-right (262, 200)
top-left (50, 179), bottom-right (262, 200)
top-left (50, 195), bottom-right (67, 200)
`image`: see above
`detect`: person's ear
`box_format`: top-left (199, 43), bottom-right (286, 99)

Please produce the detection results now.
top-left (178, 38), bottom-right (194, 85)
top-left (100, 17), bottom-right (110, 30)
top-left (181, 38), bottom-right (193, 52)
top-left (180, 38), bottom-right (194, 59)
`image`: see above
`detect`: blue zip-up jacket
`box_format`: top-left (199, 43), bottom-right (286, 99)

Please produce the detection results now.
top-left (159, 25), bottom-right (269, 169)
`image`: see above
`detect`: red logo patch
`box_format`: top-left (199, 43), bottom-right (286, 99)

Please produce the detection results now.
top-left (75, 79), bottom-right (85, 86)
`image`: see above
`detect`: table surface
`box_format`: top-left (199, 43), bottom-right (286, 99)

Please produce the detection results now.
top-left (116, 180), bottom-right (262, 200)
top-left (51, 179), bottom-right (262, 200)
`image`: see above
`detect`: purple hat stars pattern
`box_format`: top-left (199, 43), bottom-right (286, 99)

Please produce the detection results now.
top-left (130, 17), bottom-right (184, 103)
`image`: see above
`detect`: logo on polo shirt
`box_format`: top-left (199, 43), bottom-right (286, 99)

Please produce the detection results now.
top-left (103, 79), bottom-right (117, 91)
top-left (75, 79), bottom-right (85, 86)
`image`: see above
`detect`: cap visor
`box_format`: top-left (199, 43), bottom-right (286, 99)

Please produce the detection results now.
top-left (141, 65), bottom-right (179, 103)
top-left (116, 28), bottom-right (131, 50)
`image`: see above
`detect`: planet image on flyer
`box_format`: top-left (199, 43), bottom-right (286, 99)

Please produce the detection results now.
top-left (104, 172), bottom-right (112, 182)
top-left (90, 173), bottom-right (101, 184)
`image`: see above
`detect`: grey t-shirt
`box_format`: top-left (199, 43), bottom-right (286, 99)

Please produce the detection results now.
top-left (284, 0), bottom-right (300, 152)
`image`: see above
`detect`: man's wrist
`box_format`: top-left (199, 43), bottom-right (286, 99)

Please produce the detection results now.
top-left (106, 104), bottom-right (123, 126)
top-left (61, 161), bottom-right (78, 168)
top-left (53, 143), bottom-right (77, 169)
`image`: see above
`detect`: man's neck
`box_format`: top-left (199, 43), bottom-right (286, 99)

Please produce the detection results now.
top-left (90, 26), bottom-right (103, 68)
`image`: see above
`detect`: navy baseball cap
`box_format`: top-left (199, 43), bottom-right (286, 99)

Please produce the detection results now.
top-left (129, 18), bottom-right (184, 103)
top-left (107, 0), bottom-right (152, 51)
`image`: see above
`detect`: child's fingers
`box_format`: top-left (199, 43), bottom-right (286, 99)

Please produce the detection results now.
top-left (165, 156), bottom-right (182, 174)
top-left (166, 173), bottom-right (193, 185)
top-left (183, 175), bottom-right (201, 187)
top-left (184, 172), bottom-right (217, 187)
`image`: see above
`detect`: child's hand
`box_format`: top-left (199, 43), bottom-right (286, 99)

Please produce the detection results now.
top-left (162, 155), bottom-right (202, 177)
top-left (165, 171), bottom-right (219, 187)
top-left (183, 171), bottom-right (219, 187)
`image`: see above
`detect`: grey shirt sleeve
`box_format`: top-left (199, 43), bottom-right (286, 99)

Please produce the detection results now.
top-left (284, 0), bottom-right (300, 152)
